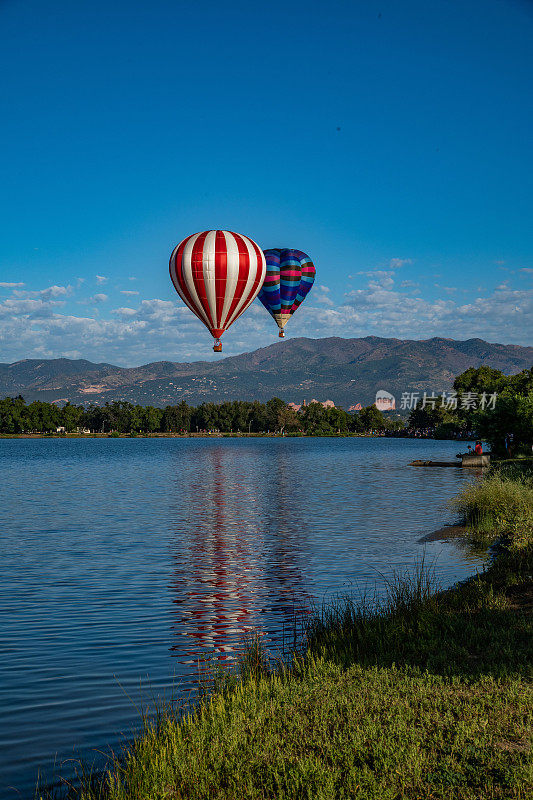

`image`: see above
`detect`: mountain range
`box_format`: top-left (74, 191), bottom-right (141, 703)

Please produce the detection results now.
top-left (1, 337), bottom-right (531, 409)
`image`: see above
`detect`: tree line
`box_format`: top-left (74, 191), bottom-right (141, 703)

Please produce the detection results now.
top-left (1, 367), bottom-right (531, 451)
top-left (406, 366), bottom-right (533, 455)
top-left (0, 396), bottom-right (402, 436)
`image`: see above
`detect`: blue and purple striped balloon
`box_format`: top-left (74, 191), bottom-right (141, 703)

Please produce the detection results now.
top-left (257, 249), bottom-right (316, 337)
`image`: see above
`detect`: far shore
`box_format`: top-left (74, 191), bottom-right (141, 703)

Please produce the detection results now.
top-left (0, 431), bottom-right (465, 440)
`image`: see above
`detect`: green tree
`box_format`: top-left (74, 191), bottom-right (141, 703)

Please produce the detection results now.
top-left (0, 396), bottom-right (26, 433)
top-left (450, 366), bottom-right (533, 453)
top-left (474, 390), bottom-right (533, 456)
top-left (162, 401), bottom-right (191, 432)
top-left (142, 405), bottom-right (163, 433)
top-left (299, 402), bottom-right (333, 435)
top-left (508, 368), bottom-right (533, 395)
top-left (24, 401), bottom-right (62, 432)
top-left (408, 403), bottom-right (456, 431)
top-left (216, 402), bottom-right (235, 432)
top-left (358, 404), bottom-right (386, 432)
top-left (265, 398), bottom-right (286, 432)
top-left (61, 402), bottom-right (84, 432)
top-left (192, 402), bottom-right (218, 432)
top-left (453, 366), bottom-right (507, 395)
top-left (247, 401), bottom-right (268, 433)
top-left (82, 404), bottom-right (106, 432)
top-left (277, 405), bottom-right (298, 433)
top-left (325, 406), bottom-right (350, 432)
top-left (384, 416), bottom-right (405, 432)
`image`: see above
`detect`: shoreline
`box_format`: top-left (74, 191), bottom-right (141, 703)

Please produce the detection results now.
top-left (418, 523), bottom-right (469, 543)
top-left (0, 432), bottom-right (476, 440)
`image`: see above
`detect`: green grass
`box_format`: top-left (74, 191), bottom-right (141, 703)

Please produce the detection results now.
top-left (72, 661), bottom-right (529, 800)
top-left (306, 550), bottom-right (532, 674)
top-left (453, 462), bottom-right (533, 548)
top-left (37, 470), bottom-right (533, 800)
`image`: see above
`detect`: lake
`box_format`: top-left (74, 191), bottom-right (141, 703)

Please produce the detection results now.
top-left (0, 436), bottom-right (485, 797)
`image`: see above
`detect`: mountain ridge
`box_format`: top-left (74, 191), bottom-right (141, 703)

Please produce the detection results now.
top-left (1, 336), bottom-right (531, 408)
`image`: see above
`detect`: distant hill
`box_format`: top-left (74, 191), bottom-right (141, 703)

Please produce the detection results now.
top-left (1, 337), bottom-right (531, 408)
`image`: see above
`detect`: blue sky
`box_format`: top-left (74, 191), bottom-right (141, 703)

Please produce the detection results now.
top-left (1, 0), bottom-right (532, 365)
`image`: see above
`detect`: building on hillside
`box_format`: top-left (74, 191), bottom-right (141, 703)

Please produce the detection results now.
top-left (348, 403), bottom-right (363, 411)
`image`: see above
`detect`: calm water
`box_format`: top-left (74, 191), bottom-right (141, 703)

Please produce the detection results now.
top-left (0, 437), bottom-right (485, 797)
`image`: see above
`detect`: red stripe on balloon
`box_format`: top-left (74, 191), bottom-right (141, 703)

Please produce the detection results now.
top-left (214, 229), bottom-right (227, 330)
top-left (190, 231), bottom-right (214, 330)
top-left (223, 233), bottom-right (250, 329)
top-left (239, 236), bottom-right (264, 314)
top-left (169, 236), bottom-right (187, 290)
top-left (170, 234), bottom-right (197, 316)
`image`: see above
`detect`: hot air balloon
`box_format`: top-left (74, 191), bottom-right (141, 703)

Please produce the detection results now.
top-left (169, 230), bottom-right (266, 352)
top-left (257, 249), bottom-right (315, 337)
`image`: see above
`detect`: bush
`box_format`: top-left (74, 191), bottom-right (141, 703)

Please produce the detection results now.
top-left (454, 469), bottom-right (533, 547)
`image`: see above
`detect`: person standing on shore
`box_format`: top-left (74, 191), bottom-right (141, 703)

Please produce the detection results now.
top-left (474, 440), bottom-right (483, 454)
top-left (505, 433), bottom-right (513, 458)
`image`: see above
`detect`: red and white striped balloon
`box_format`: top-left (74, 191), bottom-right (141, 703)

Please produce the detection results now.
top-left (169, 230), bottom-right (266, 351)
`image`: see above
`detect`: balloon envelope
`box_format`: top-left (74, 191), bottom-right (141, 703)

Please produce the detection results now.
top-left (257, 249), bottom-right (316, 336)
top-left (169, 230), bottom-right (266, 350)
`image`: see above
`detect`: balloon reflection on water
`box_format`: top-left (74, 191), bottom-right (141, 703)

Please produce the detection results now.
top-left (169, 445), bottom-right (311, 666)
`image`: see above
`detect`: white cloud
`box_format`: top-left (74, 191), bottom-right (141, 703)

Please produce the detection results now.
top-left (317, 280), bottom-right (533, 345)
top-left (0, 282), bottom-right (25, 288)
top-left (520, 268), bottom-right (533, 274)
top-left (13, 284), bottom-right (71, 299)
top-left (96, 275), bottom-right (108, 284)
top-left (313, 284), bottom-right (335, 307)
top-left (389, 258), bottom-right (412, 269)
top-left (0, 273), bottom-right (531, 367)
top-left (120, 290), bottom-right (140, 296)
top-left (0, 296), bottom-right (63, 320)
top-left (356, 270), bottom-right (395, 289)
top-left (91, 293), bottom-right (108, 303)
top-left (114, 306), bottom-right (137, 317)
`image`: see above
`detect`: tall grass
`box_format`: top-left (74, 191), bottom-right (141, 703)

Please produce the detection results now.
top-left (301, 558), bottom-right (444, 669)
top-left (453, 465), bottom-right (533, 547)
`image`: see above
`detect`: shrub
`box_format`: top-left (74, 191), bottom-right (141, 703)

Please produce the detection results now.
top-left (454, 471), bottom-right (533, 547)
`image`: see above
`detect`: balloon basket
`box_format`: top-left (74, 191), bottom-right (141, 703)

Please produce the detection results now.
top-left (213, 339), bottom-right (222, 352)
top-left (278, 330), bottom-right (285, 338)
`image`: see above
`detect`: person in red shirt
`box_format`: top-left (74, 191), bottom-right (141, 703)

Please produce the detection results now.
top-left (474, 440), bottom-right (483, 454)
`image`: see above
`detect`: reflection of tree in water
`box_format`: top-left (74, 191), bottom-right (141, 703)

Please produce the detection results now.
top-left (169, 443), bottom-right (311, 665)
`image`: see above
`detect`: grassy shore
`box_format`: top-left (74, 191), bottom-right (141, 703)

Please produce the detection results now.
top-left (454, 461), bottom-right (533, 550)
top-left (40, 465), bottom-right (532, 800)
